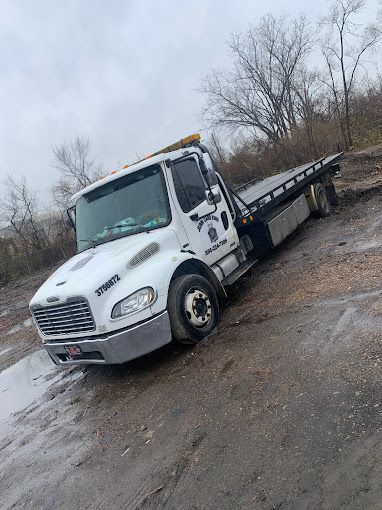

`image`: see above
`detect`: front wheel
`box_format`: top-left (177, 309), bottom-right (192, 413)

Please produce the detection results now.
top-left (168, 274), bottom-right (219, 344)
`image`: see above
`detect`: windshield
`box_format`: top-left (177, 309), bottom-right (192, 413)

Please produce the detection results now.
top-left (75, 165), bottom-right (171, 252)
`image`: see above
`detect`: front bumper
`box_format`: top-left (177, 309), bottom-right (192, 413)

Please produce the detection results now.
top-left (43, 311), bottom-right (172, 365)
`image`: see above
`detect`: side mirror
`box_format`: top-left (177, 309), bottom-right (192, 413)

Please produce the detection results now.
top-left (205, 190), bottom-right (221, 205)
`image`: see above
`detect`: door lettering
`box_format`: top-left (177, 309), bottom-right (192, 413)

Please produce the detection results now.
top-left (197, 214), bottom-right (219, 232)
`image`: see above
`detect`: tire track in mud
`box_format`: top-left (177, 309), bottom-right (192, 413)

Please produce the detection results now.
top-left (91, 432), bottom-right (207, 510)
top-left (159, 432), bottom-right (207, 509)
top-left (93, 483), bottom-right (153, 510)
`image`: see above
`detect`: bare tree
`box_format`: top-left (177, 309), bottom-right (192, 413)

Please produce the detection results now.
top-left (321, 0), bottom-right (382, 148)
top-left (1, 175), bottom-right (44, 250)
top-left (293, 68), bottom-right (328, 158)
top-left (51, 136), bottom-right (102, 209)
top-left (200, 14), bottom-right (316, 146)
top-left (208, 132), bottom-right (227, 167)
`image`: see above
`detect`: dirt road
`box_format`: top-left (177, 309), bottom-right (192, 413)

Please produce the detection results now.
top-left (1, 149), bottom-right (382, 509)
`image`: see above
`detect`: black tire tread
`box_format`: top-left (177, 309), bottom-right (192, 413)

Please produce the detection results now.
top-left (313, 183), bottom-right (331, 218)
top-left (168, 274), bottom-right (219, 345)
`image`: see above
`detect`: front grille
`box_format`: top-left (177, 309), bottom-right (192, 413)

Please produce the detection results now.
top-left (32, 298), bottom-right (95, 336)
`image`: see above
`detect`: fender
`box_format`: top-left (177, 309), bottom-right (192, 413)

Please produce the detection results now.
top-left (161, 253), bottom-right (226, 302)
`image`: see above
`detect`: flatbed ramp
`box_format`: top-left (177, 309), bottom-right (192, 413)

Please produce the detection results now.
top-left (233, 153), bottom-right (342, 216)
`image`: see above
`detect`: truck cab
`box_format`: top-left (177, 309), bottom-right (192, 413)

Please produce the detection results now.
top-left (29, 135), bottom-right (243, 364)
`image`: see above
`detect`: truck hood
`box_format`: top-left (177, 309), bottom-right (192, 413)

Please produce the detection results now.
top-left (30, 229), bottom-right (180, 307)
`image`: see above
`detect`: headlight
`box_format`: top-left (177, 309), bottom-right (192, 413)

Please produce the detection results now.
top-left (111, 287), bottom-right (155, 319)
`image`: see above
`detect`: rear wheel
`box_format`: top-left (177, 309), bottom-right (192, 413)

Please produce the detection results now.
top-left (168, 274), bottom-right (219, 344)
top-left (313, 183), bottom-right (331, 217)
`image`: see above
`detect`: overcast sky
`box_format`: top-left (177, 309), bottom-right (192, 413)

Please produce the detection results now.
top-left (1, 0), bottom-right (380, 208)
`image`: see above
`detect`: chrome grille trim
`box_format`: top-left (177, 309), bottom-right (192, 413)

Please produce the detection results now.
top-left (32, 298), bottom-right (95, 336)
top-left (38, 312), bottom-right (91, 323)
top-left (33, 306), bottom-right (90, 318)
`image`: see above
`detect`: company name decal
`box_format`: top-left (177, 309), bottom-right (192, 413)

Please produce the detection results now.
top-left (196, 213), bottom-right (227, 255)
top-left (197, 214), bottom-right (219, 232)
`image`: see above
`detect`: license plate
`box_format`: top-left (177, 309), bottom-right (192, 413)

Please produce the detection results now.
top-left (64, 345), bottom-right (82, 359)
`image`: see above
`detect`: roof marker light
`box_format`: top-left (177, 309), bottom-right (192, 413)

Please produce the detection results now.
top-left (121, 133), bottom-right (201, 169)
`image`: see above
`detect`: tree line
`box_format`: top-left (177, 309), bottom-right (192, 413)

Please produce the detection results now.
top-left (0, 136), bottom-right (102, 282)
top-left (201, 0), bottom-right (382, 185)
top-left (0, 136), bottom-right (102, 253)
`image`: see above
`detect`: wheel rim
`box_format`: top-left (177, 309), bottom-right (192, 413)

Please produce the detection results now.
top-left (184, 288), bottom-right (212, 328)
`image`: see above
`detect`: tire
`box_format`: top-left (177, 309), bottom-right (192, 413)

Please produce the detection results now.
top-left (168, 274), bottom-right (219, 344)
top-left (313, 183), bottom-right (331, 217)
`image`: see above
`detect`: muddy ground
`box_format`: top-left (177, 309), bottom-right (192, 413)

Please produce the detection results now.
top-left (1, 148), bottom-right (382, 509)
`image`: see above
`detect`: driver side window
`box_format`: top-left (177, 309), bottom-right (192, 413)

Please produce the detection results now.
top-left (172, 159), bottom-right (206, 213)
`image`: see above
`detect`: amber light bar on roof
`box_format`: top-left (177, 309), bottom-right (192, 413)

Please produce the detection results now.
top-left (122, 133), bottom-right (201, 169)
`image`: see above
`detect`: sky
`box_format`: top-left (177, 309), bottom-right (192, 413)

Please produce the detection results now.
top-left (0, 0), bottom-right (380, 209)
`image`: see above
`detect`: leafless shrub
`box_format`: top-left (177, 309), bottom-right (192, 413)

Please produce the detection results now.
top-left (1, 175), bottom-right (45, 250)
top-left (0, 240), bottom-right (76, 285)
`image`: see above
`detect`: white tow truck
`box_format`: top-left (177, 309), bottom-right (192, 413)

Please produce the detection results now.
top-left (29, 134), bottom-right (341, 365)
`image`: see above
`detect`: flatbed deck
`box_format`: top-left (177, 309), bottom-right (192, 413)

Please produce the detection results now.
top-left (232, 153), bottom-right (342, 217)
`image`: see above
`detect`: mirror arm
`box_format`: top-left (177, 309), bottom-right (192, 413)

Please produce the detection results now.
top-left (190, 159), bottom-right (219, 221)
top-left (190, 201), bottom-right (217, 222)
top-left (67, 206), bottom-right (76, 231)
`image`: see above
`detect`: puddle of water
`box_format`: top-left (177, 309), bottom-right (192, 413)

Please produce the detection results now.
top-left (0, 350), bottom-right (64, 435)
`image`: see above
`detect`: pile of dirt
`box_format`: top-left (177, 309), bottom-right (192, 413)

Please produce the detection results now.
top-left (338, 145), bottom-right (382, 189)
top-left (337, 183), bottom-right (382, 206)
top-left (348, 143), bottom-right (382, 159)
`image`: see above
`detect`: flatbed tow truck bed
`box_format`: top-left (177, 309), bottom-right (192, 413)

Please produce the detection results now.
top-left (232, 153), bottom-right (342, 218)
top-left (221, 152), bottom-right (343, 266)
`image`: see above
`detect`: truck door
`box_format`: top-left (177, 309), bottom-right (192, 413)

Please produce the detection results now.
top-left (170, 154), bottom-right (239, 265)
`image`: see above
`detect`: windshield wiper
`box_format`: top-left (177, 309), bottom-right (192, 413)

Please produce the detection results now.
top-left (80, 238), bottom-right (98, 248)
top-left (104, 223), bottom-right (149, 233)
top-left (80, 224), bottom-right (149, 250)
